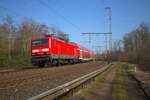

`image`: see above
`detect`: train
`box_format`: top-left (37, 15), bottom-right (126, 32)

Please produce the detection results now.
top-left (31, 35), bottom-right (93, 67)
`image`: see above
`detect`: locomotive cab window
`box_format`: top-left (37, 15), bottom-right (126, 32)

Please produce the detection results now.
top-left (32, 39), bottom-right (48, 46)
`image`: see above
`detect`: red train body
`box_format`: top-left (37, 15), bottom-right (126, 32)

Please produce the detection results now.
top-left (31, 35), bottom-right (93, 67)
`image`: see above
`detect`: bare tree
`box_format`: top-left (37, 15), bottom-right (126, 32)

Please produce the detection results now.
top-left (19, 18), bottom-right (48, 56)
top-left (123, 23), bottom-right (150, 71)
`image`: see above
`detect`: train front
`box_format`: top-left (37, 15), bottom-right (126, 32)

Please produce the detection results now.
top-left (31, 37), bottom-right (50, 67)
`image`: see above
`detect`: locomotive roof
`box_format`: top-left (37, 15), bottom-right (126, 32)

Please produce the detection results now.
top-left (31, 36), bottom-right (92, 53)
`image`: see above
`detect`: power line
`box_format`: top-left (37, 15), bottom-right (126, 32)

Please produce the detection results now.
top-left (1, 1), bottom-right (81, 32)
top-left (82, 32), bottom-right (110, 51)
top-left (37, 0), bottom-right (81, 31)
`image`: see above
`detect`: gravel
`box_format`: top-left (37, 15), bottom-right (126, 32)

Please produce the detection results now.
top-left (0, 61), bottom-right (106, 100)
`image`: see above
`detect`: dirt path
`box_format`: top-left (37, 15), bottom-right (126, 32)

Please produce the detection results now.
top-left (67, 63), bottom-right (148, 100)
top-left (0, 61), bottom-right (106, 100)
top-left (125, 65), bottom-right (148, 100)
top-left (87, 65), bottom-right (116, 100)
top-left (68, 63), bottom-right (116, 100)
top-left (126, 73), bottom-right (147, 100)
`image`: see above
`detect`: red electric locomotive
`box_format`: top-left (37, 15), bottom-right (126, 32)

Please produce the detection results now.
top-left (31, 35), bottom-right (93, 67)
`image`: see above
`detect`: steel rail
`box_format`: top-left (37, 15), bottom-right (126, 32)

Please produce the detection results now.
top-left (28, 64), bottom-right (112, 100)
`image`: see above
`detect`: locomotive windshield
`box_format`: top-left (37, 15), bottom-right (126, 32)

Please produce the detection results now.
top-left (32, 39), bottom-right (48, 46)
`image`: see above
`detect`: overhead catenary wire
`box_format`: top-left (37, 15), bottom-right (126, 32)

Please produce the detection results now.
top-left (0, 1), bottom-right (81, 32)
top-left (37, 0), bottom-right (81, 31)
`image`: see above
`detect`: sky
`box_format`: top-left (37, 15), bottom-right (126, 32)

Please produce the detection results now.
top-left (0, 0), bottom-right (150, 52)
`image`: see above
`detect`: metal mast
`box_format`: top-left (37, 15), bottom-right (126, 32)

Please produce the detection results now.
top-left (105, 7), bottom-right (112, 51)
top-left (81, 7), bottom-right (112, 62)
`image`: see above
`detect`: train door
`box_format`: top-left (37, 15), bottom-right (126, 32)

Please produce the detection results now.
top-left (79, 49), bottom-right (83, 60)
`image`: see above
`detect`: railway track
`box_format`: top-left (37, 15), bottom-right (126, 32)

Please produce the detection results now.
top-left (0, 61), bottom-right (107, 100)
top-left (0, 62), bottom-right (148, 100)
top-left (0, 62), bottom-right (106, 74)
top-left (28, 63), bottom-right (112, 100)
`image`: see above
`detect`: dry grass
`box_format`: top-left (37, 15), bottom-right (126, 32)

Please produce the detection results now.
top-left (112, 63), bottom-right (128, 100)
top-left (65, 63), bottom-right (114, 100)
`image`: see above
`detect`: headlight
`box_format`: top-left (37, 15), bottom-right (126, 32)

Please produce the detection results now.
top-left (42, 48), bottom-right (49, 52)
top-left (32, 49), bottom-right (39, 53)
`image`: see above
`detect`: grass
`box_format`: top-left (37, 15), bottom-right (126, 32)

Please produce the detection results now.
top-left (112, 63), bottom-right (128, 100)
top-left (0, 55), bottom-right (33, 70)
top-left (126, 63), bottom-right (136, 73)
top-left (65, 63), bottom-right (114, 100)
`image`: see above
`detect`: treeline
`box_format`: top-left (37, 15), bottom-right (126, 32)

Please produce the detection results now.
top-left (112, 23), bottom-right (150, 71)
top-left (0, 16), bottom-right (63, 68)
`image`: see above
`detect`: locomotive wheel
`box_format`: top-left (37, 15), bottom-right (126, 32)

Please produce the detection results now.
top-left (56, 60), bottom-right (60, 66)
top-left (52, 60), bottom-right (60, 66)
top-left (38, 62), bottom-right (45, 67)
top-left (69, 59), bottom-right (74, 64)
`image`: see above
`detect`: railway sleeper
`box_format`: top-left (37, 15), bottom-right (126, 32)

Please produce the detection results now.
top-left (28, 64), bottom-right (111, 100)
